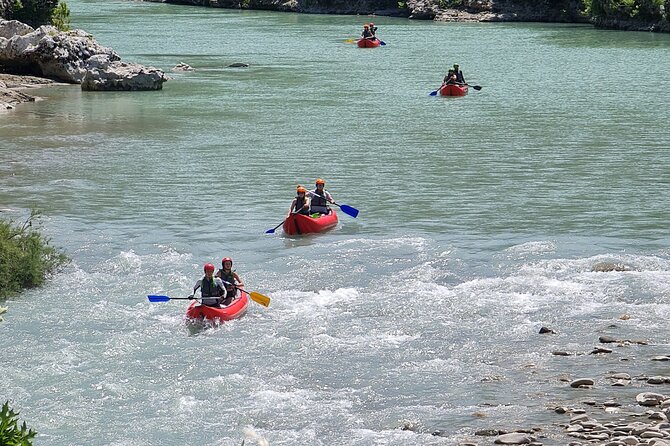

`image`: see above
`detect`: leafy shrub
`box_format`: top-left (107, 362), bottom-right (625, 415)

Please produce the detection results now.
top-left (50, 1), bottom-right (69, 31)
top-left (0, 210), bottom-right (68, 300)
top-left (0, 401), bottom-right (37, 446)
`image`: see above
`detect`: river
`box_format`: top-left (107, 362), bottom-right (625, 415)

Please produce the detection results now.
top-left (1, 1), bottom-right (670, 444)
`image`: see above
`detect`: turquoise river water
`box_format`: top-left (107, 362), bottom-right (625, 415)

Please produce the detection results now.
top-left (2, 1), bottom-right (670, 444)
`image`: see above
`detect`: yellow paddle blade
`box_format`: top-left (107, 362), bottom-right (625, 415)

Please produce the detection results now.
top-left (249, 291), bottom-right (271, 307)
top-left (344, 38), bottom-right (357, 43)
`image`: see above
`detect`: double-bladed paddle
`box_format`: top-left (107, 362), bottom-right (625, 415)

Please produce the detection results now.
top-left (148, 288), bottom-right (271, 308)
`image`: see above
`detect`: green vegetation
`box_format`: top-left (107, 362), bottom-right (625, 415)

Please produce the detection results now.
top-left (10, 0), bottom-right (70, 31)
top-left (50, 1), bottom-right (70, 31)
top-left (0, 401), bottom-right (36, 446)
top-left (589, 0), bottom-right (666, 20)
top-left (0, 210), bottom-right (68, 300)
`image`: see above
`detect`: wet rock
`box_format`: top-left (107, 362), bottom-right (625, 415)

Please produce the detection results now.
top-left (172, 62), bottom-right (194, 71)
top-left (651, 356), bottom-right (670, 361)
top-left (600, 336), bottom-right (618, 343)
top-left (592, 347), bottom-right (613, 354)
top-left (228, 62), bottom-right (249, 67)
top-left (647, 376), bottom-right (667, 385)
top-left (475, 428), bottom-right (502, 436)
top-left (539, 326), bottom-right (555, 334)
top-left (570, 379), bottom-right (595, 388)
top-left (636, 392), bottom-right (667, 406)
top-left (610, 373), bottom-right (632, 380)
top-left (552, 351), bottom-right (571, 356)
top-left (592, 262), bottom-right (628, 272)
top-left (494, 432), bottom-right (534, 444)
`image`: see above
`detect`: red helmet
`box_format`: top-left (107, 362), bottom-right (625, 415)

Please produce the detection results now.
top-left (369, 22), bottom-right (374, 26)
top-left (222, 257), bottom-right (233, 266)
top-left (204, 263), bottom-right (215, 273)
top-left (315, 178), bottom-right (325, 185)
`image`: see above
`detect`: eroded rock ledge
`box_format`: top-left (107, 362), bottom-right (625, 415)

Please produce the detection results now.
top-left (0, 19), bottom-right (167, 95)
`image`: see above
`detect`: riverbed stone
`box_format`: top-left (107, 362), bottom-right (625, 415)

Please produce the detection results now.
top-left (494, 432), bottom-right (533, 444)
top-left (637, 393), bottom-right (667, 406)
top-left (571, 378), bottom-right (595, 388)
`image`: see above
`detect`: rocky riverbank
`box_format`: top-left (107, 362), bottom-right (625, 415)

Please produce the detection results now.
top-left (0, 19), bottom-right (168, 111)
top-left (144, 0), bottom-right (670, 32)
top-left (0, 73), bottom-right (54, 111)
top-left (421, 330), bottom-right (670, 445)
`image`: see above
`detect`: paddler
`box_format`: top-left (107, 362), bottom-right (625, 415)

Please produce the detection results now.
top-left (216, 257), bottom-right (244, 306)
top-left (189, 263), bottom-right (226, 307)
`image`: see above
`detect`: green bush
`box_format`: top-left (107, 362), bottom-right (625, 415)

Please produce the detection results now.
top-left (0, 210), bottom-right (68, 300)
top-left (636, 0), bottom-right (663, 20)
top-left (0, 401), bottom-right (36, 446)
top-left (50, 1), bottom-right (69, 31)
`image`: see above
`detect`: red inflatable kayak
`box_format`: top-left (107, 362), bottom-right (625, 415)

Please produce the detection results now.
top-left (185, 289), bottom-right (248, 323)
top-left (283, 209), bottom-right (338, 235)
top-left (357, 38), bottom-right (381, 48)
top-left (440, 84), bottom-right (469, 96)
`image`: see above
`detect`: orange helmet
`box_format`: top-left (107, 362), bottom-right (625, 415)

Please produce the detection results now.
top-left (297, 186), bottom-right (307, 194)
top-left (204, 263), bottom-right (215, 273)
top-left (363, 24), bottom-right (369, 28)
top-left (315, 178), bottom-right (325, 185)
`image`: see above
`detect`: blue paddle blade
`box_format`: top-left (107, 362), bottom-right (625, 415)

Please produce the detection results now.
top-left (429, 90), bottom-right (438, 96)
top-left (265, 228), bottom-right (276, 234)
top-left (147, 295), bottom-right (170, 302)
top-left (340, 204), bottom-right (359, 218)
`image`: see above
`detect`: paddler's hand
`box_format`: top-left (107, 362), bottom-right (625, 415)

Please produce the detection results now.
top-left (188, 294), bottom-right (194, 300)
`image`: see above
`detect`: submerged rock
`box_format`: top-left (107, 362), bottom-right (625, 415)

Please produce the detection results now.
top-left (592, 261), bottom-right (628, 272)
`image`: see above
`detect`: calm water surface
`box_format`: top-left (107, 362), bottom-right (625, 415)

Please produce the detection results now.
top-left (2, 1), bottom-right (670, 444)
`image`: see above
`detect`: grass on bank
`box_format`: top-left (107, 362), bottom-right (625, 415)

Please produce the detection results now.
top-left (0, 401), bottom-right (36, 445)
top-left (0, 210), bottom-right (68, 300)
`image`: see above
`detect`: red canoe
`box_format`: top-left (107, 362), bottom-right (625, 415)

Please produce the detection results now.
top-left (185, 289), bottom-right (248, 323)
top-left (357, 38), bottom-right (381, 48)
top-left (440, 84), bottom-right (469, 96)
top-left (283, 209), bottom-right (339, 235)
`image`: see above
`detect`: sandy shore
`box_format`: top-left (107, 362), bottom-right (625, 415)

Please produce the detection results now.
top-left (0, 73), bottom-right (59, 112)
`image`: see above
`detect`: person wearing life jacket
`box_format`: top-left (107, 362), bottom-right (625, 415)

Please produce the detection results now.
top-left (288, 185), bottom-right (311, 217)
top-left (189, 263), bottom-right (226, 307)
top-left (443, 69), bottom-right (457, 85)
top-left (361, 24), bottom-right (374, 40)
top-left (308, 178), bottom-right (334, 215)
top-left (216, 257), bottom-right (244, 306)
top-left (453, 63), bottom-right (465, 84)
top-left (368, 22), bottom-right (378, 38)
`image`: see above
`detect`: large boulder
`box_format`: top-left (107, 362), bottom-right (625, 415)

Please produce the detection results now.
top-left (81, 56), bottom-right (167, 91)
top-left (0, 19), bottom-right (166, 90)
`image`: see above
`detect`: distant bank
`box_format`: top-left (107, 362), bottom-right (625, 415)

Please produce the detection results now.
top-left (142, 0), bottom-right (670, 32)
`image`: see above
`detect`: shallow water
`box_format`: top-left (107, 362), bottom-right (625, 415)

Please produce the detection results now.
top-left (1, 1), bottom-right (670, 444)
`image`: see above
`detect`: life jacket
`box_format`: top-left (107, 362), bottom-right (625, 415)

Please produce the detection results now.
top-left (200, 276), bottom-right (223, 306)
top-left (309, 189), bottom-right (330, 214)
top-left (218, 269), bottom-right (236, 295)
top-left (295, 195), bottom-right (310, 215)
top-left (362, 29), bottom-right (373, 39)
